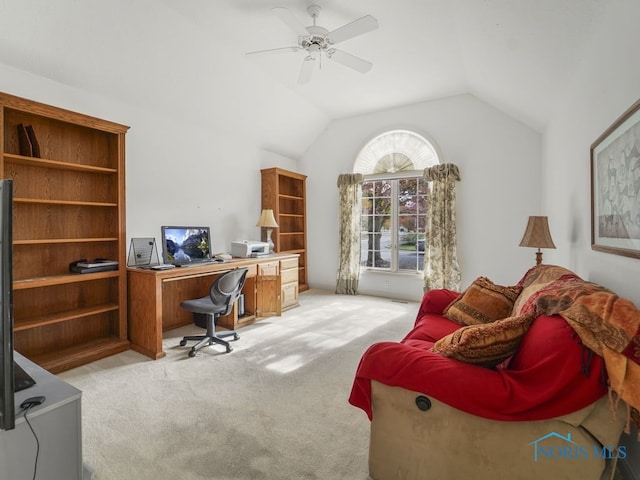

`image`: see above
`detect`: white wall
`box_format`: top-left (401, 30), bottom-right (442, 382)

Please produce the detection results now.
top-left (301, 94), bottom-right (542, 301)
top-left (0, 0), bottom-right (329, 257)
top-left (543, 0), bottom-right (640, 306)
top-left (542, 0), bottom-right (640, 472)
top-left (1, 1), bottom-right (633, 307)
top-left (0, 64), bottom-right (300, 255)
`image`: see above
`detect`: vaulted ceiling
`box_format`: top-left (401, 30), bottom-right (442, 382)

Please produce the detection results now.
top-left (163, 0), bottom-right (604, 131)
top-left (0, 0), bottom-right (606, 158)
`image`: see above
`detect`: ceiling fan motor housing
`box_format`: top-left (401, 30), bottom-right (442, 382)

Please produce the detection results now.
top-left (246, 4), bottom-right (378, 83)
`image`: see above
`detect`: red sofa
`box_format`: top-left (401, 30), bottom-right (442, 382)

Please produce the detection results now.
top-left (349, 266), bottom-right (627, 480)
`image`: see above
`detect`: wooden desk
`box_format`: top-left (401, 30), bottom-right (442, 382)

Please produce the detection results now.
top-left (127, 254), bottom-right (299, 359)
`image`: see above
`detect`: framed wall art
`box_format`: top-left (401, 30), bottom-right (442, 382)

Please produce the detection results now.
top-left (591, 98), bottom-right (640, 258)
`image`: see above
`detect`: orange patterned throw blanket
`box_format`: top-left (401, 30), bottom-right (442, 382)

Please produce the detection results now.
top-left (523, 266), bottom-right (640, 432)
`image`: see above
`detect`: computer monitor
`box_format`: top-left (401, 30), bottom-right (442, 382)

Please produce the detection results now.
top-left (160, 226), bottom-right (212, 266)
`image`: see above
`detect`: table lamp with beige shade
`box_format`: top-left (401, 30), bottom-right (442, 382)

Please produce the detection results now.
top-left (519, 216), bottom-right (556, 266)
top-left (257, 209), bottom-right (279, 254)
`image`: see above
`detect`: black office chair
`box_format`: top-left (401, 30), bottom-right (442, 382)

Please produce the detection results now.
top-left (179, 267), bottom-right (248, 357)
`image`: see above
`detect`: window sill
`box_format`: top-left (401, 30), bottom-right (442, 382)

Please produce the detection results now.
top-left (361, 269), bottom-right (423, 279)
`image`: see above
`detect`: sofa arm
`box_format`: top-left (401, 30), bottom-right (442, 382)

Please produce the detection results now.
top-left (415, 289), bottom-right (459, 323)
top-left (349, 336), bottom-right (607, 422)
top-left (350, 341), bottom-right (514, 420)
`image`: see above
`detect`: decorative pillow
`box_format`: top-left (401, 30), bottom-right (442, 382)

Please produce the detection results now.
top-left (444, 277), bottom-right (522, 326)
top-left (430, 314), bottom-right (535, 367)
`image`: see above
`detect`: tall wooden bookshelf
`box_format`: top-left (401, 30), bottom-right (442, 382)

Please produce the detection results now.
top-left (261, 167), bottom-right (308, 291)
top-left (0, 92), bottom-right (130, 373)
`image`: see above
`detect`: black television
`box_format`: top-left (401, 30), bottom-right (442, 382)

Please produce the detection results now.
top-left (0, 179), bottom-right (14, 431)
top-left (160, 226), bottom-right (212, 266)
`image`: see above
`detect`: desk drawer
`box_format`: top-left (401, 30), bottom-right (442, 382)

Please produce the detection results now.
top-left (258, 261), bottom-right (279, 276)
top-left (281, 267), bottom-right (298, 285)
top-left (282, 282), bottom-right (299, 309)
top-left (280, 257), bottom-right (298, 270)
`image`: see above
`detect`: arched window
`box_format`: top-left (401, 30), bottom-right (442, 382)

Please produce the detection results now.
top-left (355, 130), bottom-right (440, 273)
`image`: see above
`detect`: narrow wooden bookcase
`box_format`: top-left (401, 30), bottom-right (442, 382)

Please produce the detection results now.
top-left (261, 167), bottom-right (308, 291)
top-left (0, 92), bottom-right (130, 373)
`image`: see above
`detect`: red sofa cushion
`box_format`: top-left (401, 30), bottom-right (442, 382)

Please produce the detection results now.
top-left (415, 288), bottom-right (459, 319)
top-left (349, 289), bottom-right (607, 422)
top-left (405, 314), bottom-right (462, 346)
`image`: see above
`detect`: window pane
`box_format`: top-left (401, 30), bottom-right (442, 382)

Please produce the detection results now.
top-left (374, 200), bottom-right (391, 216)
top-left (399, 230), bottom-right (422, 270)
top-left (418, 178), bottom-right (428, 213)
top-left (361, 218), bottom-right (371, 234)
top-left (374, 180), bottom-right (392, 198)
top-left (398, 195), bottom-right (416, 214)
top-left (417, 178), bottom-right (429, 195)
top-left (360, 175), bottom-right (426, 272)
top-left (362, 199), bottom-right (373, 215)
top-left (418, 216), bottom-right (426, 232)
top-left (361, 175), bottom-right (392, 269)
top-left (398, 216), bottom-right (417, 232)
top-left (374, 196), bottom-right (391, 220)
top-left (417, 195), bottom-right (428, 214)
top-left (399, 247), bottom-right (423, 271)
top-left (398, 232), bottom-right (415, 247)
top-left (360, 233), bottom-right (391, 268)
top-left (362, 181), bottom-right (374, 198)
top-left (399, 178), bottom-right (417, 192)
top-left (374, 248), bottom-right (391, 268)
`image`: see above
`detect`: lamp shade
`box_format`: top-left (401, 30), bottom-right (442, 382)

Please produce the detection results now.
top-left (519, 216), bottom-right (556, 249)
top-left (256, 209), bottom-right (279, 228)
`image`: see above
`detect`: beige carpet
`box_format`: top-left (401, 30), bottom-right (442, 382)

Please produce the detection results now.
top-left (59, 289), bottom-right (418, 480)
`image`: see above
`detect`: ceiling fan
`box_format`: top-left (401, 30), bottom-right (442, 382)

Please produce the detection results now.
top-left (246, 5), bottom-right (378, 84)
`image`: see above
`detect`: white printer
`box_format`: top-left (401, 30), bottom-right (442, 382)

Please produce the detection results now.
top-left (231, 240), bottom-right (270, 258)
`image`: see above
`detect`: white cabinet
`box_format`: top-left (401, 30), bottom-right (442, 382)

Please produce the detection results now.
top-left (0, 353), bottom-right (82, 480)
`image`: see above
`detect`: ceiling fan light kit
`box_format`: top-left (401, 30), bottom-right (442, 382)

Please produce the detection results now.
top-left (246, 4), bottom-right (378, 84)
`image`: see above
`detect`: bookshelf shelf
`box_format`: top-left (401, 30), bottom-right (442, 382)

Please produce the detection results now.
top-left (261, 167), bottom-right (308, 291)
top-left (0, 92), bottom-right (129, 373)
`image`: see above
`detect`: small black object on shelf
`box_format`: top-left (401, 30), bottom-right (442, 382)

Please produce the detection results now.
top-left (69, 259), bottom-right (118, 274)
top-left (17, 123), bottom-right (33, 156)
top-left (16, 124), bottom-right (40, 157)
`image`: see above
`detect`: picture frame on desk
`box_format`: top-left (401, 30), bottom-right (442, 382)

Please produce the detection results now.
top-left (127, 237), bottom-right (160, 267)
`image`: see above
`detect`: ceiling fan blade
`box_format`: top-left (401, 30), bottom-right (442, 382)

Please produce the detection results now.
top-left (327, 49), bottom-right (372, 74)
top-left (271, 7), bottom-right (309, 37)
top-left (298, 57), bottom-right (315, 84)
top-left (326, 15), bottom-right (378, 44)
top-left (246, 46), bottom-right (301, 56)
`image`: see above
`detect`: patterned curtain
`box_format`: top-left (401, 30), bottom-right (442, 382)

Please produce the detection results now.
top-left (423, 164), bottom-right (462, 291)
top-left (336, 173), bottom-right (364, 295)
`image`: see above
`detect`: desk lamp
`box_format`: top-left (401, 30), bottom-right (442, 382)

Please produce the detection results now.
top-left (519, 216), bottom-right (556, 266)
top-left (257, 209), bottom-right (279, 254)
